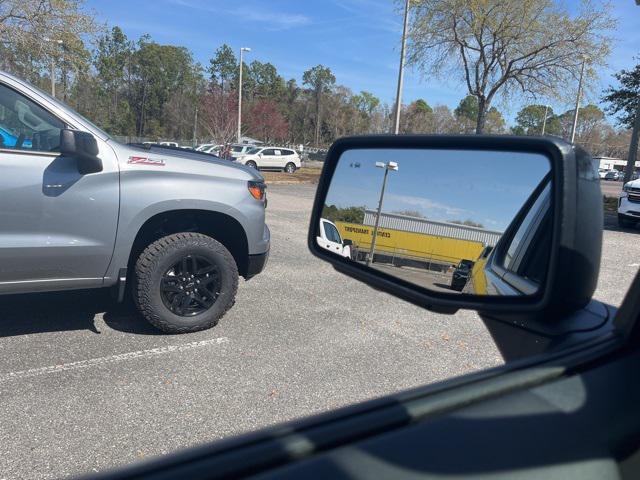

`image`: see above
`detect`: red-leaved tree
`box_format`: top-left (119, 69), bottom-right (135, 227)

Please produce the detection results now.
top-left (246, 99), bottom-right (289, 143)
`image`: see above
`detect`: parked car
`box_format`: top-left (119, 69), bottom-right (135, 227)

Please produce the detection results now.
top-left (234, 146), bottom-right (302, 173)
top-left (618, 179), bottom-right (640, 228)
top-left (159, 141), bottom-right (178, 147)
top-left (230, 144), bottom-right (261, 158)
top-left (0, 71), bottom-right (270, 333)
top-left (195, 143), bottom-right (216, 152)
top-left (450, 259), bottom-right (474, 291)
top-left (598, 168), bottom-right (609, 179)
top-left (604, 170), bottom-right (622, 181)
top-left (202, 144), bottom-right (223, 155)
top-left (316, 218), bottom-right (352, 259)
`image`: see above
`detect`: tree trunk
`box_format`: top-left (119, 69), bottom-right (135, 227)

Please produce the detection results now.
top-left (475, 97), bottom-right (487, 134)
top-left (624, 101), bottom-right (640, 185)
top-left (314, 89), bottom-right (321, 146)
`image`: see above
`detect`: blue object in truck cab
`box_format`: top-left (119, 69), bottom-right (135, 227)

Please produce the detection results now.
top-left (0, 127), bottom-right (32, 148)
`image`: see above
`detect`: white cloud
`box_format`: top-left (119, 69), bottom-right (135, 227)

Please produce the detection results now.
top-left (386, 193), bottom-right (470, 217)
top-left (228, 7), bottom-right (310, 31)
top-left (165, 0), bottom-right (311, 31)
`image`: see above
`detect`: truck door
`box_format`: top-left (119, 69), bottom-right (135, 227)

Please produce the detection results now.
top-left (0, 82), bottom-right (119, 292)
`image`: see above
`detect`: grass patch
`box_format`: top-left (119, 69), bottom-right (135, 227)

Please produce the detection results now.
top-left (603, 195), bottom-right (618, 213)
top-left (261, 167), bottom-right (321, 185)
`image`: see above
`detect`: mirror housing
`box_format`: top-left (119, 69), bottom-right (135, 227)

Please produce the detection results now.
top-left (60, 128), bottom-right (102, 174)
top-left (308, 135), bottom-right (602, 327)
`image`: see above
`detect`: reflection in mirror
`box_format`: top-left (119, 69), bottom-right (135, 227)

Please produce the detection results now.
top-left (318, 149), bottom-right (551, 297)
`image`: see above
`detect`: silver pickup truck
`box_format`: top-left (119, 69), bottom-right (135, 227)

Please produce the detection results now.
top-left (0, 71), bottom-right (270, 333)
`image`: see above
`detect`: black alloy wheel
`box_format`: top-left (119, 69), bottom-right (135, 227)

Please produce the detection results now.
top-left (160, 255), bottom-right (220, 316)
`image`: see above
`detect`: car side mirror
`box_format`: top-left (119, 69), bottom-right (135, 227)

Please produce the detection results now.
top-left (60, 128), bottom-right (102, 174)
top-left (308, 135), bottom-right (602, 327)
top-left (343, 239), bottom-right (353, 246)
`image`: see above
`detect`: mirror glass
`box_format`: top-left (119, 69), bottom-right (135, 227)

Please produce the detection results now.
top-left (318, 148), bottom-right (552, 297)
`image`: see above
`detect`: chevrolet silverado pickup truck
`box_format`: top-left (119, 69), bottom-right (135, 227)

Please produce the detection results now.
top-left (0, 71), bottom-right (270, 333)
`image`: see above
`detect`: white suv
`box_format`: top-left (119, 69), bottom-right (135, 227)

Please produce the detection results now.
top-left (618, 179), bottom-right (640, 228)
top-left (234, 147), bottom-right (301, 173)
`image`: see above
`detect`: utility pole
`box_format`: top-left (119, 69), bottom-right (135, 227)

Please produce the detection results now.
top-left (541, 105), bottom-right (550, 135)
top-left (570, 57), bottom-right (588, 144)
top-left (367, 161), bottom-right (399, 266)
top-left (623, 101), bottom-right (640, 185)
top-left (392, 0), bottom-right (410, 134)
top-left (237, 47), bottom-right (251, 144)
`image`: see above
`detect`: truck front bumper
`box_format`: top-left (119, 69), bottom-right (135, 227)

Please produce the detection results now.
top-left (245, 249), bottom-right (269, 279)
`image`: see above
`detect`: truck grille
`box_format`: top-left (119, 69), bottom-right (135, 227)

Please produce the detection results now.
top-left (628, 192), bottom-right (640, 203)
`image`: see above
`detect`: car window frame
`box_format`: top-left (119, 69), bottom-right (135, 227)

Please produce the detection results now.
top-left (484, 175), bottom-right (552, 295)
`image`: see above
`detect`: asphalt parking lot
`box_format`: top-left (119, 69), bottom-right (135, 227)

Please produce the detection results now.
top-left (0, 183), bottom-right (639, 479)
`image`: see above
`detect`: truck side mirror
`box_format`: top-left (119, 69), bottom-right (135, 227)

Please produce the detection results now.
top-left (60, 128), bottom-right (102, 174)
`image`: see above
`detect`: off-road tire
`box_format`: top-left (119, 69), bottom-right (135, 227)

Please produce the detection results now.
top-left (134, 232), bottom-right (238, 333)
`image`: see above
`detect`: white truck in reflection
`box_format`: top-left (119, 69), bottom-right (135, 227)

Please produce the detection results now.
top-left (317, 219), bottom-right (353, 258)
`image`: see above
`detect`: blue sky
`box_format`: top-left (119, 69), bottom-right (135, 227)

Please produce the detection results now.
top-left (324, 149), bottom-right (550, 231)
top-left (85, 0), bottom-right (639, 125)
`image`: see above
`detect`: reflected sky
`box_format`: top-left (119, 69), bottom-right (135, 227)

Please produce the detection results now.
top-left (325, 149), bottom-right (550, 231)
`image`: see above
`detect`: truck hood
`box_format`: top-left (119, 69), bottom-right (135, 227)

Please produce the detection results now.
top-left (115, 142), bottom-right (264, 182)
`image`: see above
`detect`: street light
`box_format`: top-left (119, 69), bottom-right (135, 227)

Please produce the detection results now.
top-left (43, 38), bottom-right (63, 97)
top-left (541, 104), bottom-right (550, 135)
top-left (570, 56), bottom-right (588, 144)
top-left (392, 0), bottom-right (410, 134)
top-left (367, 161), bottom-right (399, 266)
top-left (237, 47), bottom-right (251, 144)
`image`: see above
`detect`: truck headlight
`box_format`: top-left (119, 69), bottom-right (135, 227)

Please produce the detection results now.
top-left (248, 181), bottom-right (266, 202)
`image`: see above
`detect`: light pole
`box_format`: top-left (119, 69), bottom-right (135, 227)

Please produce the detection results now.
top-left (192, 105), bottom-right (198, 148)
top-left (44, 38), bottom-right (63, 97)
top-left (392, 0), bottom-right (410, 134)
top-left (367, 161), bottom-right (399, 266)
top-left (541, 104), bottom-right (550, 135)
top-left (237, 47), bottom-right (251, 144)
top-left (570, 56), bottom-right (588, 144)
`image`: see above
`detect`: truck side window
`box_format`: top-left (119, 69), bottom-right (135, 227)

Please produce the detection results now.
top-left (0, 83), bottom-right (64, 152)
top-left (323, 221), bottom-right (342, 243)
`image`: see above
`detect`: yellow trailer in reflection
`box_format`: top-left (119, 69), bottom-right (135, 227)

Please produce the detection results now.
top-left (334, 211), bottom-right (502, 268)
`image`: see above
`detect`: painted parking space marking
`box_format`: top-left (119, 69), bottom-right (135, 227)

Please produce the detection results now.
top-left (0, 337), bottom-right (229, 383)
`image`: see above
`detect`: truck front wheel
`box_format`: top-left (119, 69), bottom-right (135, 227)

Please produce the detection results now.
top-left (134, 232), bottom-right (238, 333)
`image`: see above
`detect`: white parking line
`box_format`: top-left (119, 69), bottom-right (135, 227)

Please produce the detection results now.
top-left (0, 337), bottom-right (229, 383)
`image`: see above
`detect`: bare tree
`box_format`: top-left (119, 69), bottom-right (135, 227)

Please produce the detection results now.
top-left (199, 86), bottom-right (237, 145)
top-left (0, 0), bottom-right (95, 82)
top-left (407, 0), bottom-right (615, 133)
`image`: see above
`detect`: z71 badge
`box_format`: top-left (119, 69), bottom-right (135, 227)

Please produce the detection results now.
top-left (128, 156), bottom-right (165, 166)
